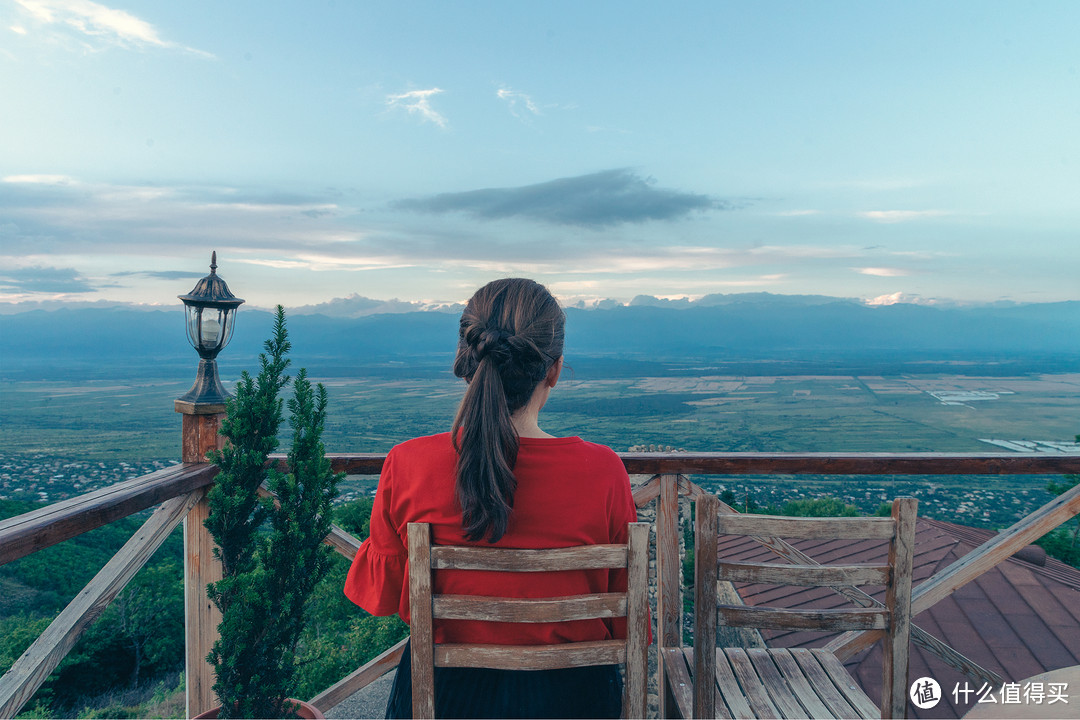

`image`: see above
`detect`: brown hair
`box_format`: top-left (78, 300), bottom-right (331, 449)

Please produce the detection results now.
top-left (451, 278), bottom-right (565, 542)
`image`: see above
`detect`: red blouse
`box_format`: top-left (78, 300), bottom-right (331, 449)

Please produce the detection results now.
top-left (344, 432), bottom-right (640, 646)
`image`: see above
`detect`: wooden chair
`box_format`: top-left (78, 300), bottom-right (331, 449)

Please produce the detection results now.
top-left (407, 521), bottom-right (651, 719)
top-left (663, 495), bottom-right (917, 719)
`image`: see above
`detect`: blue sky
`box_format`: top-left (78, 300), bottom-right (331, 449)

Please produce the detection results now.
top-left (1, 1), bottom-right (1078, 310)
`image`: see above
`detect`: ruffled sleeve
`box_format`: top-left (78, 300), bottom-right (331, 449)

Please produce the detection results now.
top-left (344, 449), bottom-right (407, 616)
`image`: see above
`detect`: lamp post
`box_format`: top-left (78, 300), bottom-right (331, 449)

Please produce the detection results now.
top-left (174, 251), bottom-right (241, 716)
top-left (176, 251), bottom-right (245, 408)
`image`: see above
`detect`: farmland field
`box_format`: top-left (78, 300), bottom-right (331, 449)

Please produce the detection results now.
top-left (2, 370), bottom-right (1077, 527)
top-left (3, 372), bottom-right (1079, 459)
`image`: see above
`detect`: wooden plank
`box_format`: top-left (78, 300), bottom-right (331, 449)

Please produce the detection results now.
top-left (184, 489), bottom-right (222, 719)
top-left (719, 605), bottom-right (888, 632)
top-left (308, 636), bottom-right (407, 712)
top-left (657, 474), bottom-right (682, 720)
top-left (789, 648), bottom-right (860, 720)
top-left (0, 491), bottom-right (199, 719)
top-left (661, 648), bottom-right (695, 719)
top-left (813, 650), bottom-right (879, 719)
top-left (769, 649), bottom-right (835, 719)
top-left (631, 474), bottom-right (662, 507)
top-left (407, 523), bottom-right (436, 720)
top-left (745, 648), bottom-right (809, 719)
top-left (434, 639), bottom-right (625, 670)
top-left (324, 523), bottom-right (362, 559)
top-left (318, 452), bottom-right (1080, 477)
top-left (912, 479), bottom-right (1080, 615)
top-left (611, 452), bottom-right (1080, 476)
top-left (625, 522), bottom-right (649, 720)
top-left (430, 544), bottom-right (627, 571)
top-left (725, 647), bottom-right (781, 719)
top-left (694, 495), bottom-right (719, 720)
top-left (718, 560), bottom-right (889, 587)
top-left (0, 463), bottom-right (218, 566)
top-left (432, 593), bottom-right (626, 622)
top-left (717, 514), bottom-right (894, 540)
top-left (713, 649), bottom-right (757, 720)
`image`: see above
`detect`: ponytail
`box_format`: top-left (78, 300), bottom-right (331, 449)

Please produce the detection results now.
top-left (451, 279), bottom-right (565, 542)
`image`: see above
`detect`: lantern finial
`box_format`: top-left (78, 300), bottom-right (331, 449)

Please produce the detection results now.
top-left (210, 251), bottom-right (218, 274)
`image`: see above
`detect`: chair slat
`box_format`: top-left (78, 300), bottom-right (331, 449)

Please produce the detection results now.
top-left (430, 544), bottom-right (627, 571)
top-left (789, 648), bottom-right (863, 720)
top-left (725, 648), bottom-right (782, 719)
top-left (769, 649), bottom-right (836, 719)
top-left (662, 647), bottom-right (695, 719)
top-left (744, 648), bottom-right (813, 719)
top-left (716, 513), bottom-right (895, 540)
top-left (814, 650), bottom-right (880, 719)
top-left (713, 648), bottom-right (757, 720)
top-left (719, 605), bottom-right (888, 632)
top-left (624, 522), bottom-right (650, 720)
top-left (433, 639), bottom-right (625, 670)
top-left (407, 523), bottom-right (436, 719)
top-left (432, 593), bottom-right (625, 623)
top-left (718, 560), bottom-right (889, 587)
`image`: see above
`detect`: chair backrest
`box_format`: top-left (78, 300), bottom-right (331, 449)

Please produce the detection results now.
top-left (694, 494), bottom-right (917, 719)
top-left (407, 521), bottom-right (651, 720)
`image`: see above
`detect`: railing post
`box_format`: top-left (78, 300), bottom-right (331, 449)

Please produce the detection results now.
top-left (177, 400), bottom-right (225, 718)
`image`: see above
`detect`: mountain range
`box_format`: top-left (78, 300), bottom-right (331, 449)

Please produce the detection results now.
top-left (1, 294), bottom-right (1077, 379)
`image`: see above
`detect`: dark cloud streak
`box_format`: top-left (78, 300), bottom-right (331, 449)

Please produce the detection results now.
top-left (0, 266), bottom-right (96, 294)
top-left (393, 169), bottom-right (734, 227)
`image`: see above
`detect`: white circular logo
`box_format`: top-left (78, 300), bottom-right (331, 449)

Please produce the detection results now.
top-left (910, 677), bottom-right (942, 710)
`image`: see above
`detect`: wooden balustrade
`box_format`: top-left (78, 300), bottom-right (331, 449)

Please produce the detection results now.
top-left (1, 451), bottom-right (1078, 718)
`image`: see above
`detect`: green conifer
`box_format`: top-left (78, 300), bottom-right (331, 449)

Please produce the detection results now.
top-left (205, 306), bottom-right (343, 718)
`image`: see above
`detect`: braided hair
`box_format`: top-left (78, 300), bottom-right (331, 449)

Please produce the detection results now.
top-left (451, 279), bottom-right (565, 542)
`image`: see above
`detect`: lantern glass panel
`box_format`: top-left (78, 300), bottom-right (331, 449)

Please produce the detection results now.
top-left (185, 305), bottom-right (203, 350)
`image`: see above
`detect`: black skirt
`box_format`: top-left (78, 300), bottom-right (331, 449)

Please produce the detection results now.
top-left (385, 640), bottom-right (623, 719)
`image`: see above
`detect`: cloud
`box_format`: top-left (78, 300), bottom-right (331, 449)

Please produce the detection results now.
top-left (497, 87), bottom-right (540, 119)
top-left (3, 174), bottom-right (79, 185)
top-left (393, 169), bottom-right (728, 227)
top-left (386, 88), bottom-right (447, 127)
top-left (0, 265), bottom-right (95, 293)
top-left (112, 270), bottom-right (207, 281)
top-left (12, 0), bottom-right (212, 57)
top-left (857, 210), bottom-right (950, 223)
top-left (855, 267), bottom-right (910, 277)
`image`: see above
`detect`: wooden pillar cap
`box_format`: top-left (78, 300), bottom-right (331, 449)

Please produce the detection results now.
top-left (175, 400), bottom-right (227, 415)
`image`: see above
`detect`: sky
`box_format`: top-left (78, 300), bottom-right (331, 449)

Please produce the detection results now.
top-left (1, 0), bottom-right (1078, 311)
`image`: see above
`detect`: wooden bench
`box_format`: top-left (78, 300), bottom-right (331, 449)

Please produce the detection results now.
top-left (407, 521), bottom-right (651, 719)
top-left (664, 495), bottom-right (917, 719)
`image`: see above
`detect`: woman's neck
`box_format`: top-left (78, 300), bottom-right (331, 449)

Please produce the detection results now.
top-left (511, 409), bottom-right (554, 438)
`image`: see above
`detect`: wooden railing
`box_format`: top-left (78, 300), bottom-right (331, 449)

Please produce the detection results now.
top-left (2, 451), bottom-right (1079, 719)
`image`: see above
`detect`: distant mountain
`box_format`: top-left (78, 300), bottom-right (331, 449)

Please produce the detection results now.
top-left (289, 294), bottom-right (463, 318)
top-left (1, 296), bottom-right (1077, 379)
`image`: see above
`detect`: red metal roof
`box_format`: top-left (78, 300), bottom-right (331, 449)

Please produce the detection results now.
top-left (719, 516), bottom-right (1080, 718)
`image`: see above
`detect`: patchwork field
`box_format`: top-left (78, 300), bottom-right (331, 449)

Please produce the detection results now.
top-left (2, 370), bottom-right (1079, 527)
top-left (3, 372), bottom-right (1078, 460)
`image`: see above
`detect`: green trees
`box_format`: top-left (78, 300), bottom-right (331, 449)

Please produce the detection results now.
top-left (205, 307), bottom-right (343, 718)
top-left (1036, 433), bottom-right (1080, 567)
